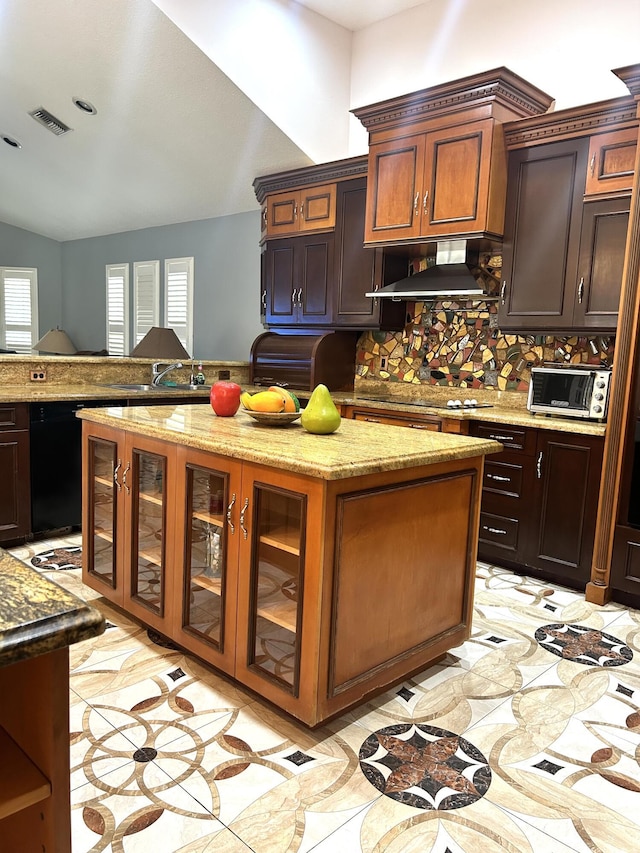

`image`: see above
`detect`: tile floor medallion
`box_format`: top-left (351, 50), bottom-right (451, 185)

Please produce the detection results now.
top-left (9, 535), bottom-right (640, 852)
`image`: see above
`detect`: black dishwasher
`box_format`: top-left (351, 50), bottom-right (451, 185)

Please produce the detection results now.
top-left (30, 400), bottom-right (118, 535)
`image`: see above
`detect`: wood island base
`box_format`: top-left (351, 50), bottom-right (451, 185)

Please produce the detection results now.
top-left (80, 406), bottom-right (498, 726)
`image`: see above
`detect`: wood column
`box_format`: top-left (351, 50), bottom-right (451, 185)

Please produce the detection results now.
top-left (587, 63), bottom-right (640, 604)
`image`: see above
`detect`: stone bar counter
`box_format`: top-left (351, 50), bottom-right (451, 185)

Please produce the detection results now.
top-left (0, 550), bottom-right (105, 851)
top-left (78, 403), bottom-right (500, 726)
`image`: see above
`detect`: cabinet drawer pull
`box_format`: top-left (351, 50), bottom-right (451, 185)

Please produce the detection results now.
top-left (536, 451), bottom-right (543, 479)
top-left (113, 458), bottom-right (122, 491)
top-left (409, 423), bottom-right (430, 429)
top-left (483, 525), bottom-right (507, 535)
top-left (501, 281), bottom-right (507, 305)
top-left (122, 461), bottom-right (131, 495)
top-left (363, 417), bottom-right (381, 423)
top-left (414, 192), bottom-right (420, 216)
top-left (577, 276), bottom-right (584, 304)
top-left (490, 434), bottom-right (514, 443)
top-left (226, 492), bottom-right (236, 535)
top-left (240, 497), bottom-right (249, 540)
top-left (487, 473), bottom-right (510, 482)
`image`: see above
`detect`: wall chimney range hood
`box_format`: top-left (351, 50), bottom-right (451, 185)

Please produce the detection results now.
top-left (366, 240), bottom-right (496, 301)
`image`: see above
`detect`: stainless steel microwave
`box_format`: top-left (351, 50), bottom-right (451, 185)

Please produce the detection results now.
top-left (527, 365), bottom-right (611, 421)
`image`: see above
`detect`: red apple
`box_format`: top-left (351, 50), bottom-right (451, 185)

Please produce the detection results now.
top-left (210, 381), bottom-right (241, 416)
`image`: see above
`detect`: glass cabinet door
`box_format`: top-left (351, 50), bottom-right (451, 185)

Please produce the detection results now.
top-left (130, 449), bottom-right (167, 617)
top-left (182, 465), bottom-right (230, 649)
top-left (248, 485), bottom-right (306, 693)
top-left (87, 435), bottom-right (119, 590)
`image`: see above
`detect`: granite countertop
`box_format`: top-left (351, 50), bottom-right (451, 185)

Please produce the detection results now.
top-left (0, 381), bottom-right (606, 436)
top-left (78, 404), bottom-right (503, 480)
top-left (0, 382), bottom-right (212, 402)
top-left (0, 550), bottom-right (105, 667)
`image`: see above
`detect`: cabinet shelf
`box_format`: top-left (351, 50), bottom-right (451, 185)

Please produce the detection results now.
top-left (94, 474), bottom-right (113, 488)
top-left (191, 572), bottom-right (222, 596)
top-left (192, 510), bottom-right (224, 527)
top-left (0, 725), bottom-right (51, 820)
top-left (260, 527), bottom-right (301, 556)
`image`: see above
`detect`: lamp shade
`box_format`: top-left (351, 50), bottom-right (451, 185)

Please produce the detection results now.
top-left (129, 327), bottom-right (191, 359)
top-left (34, 328), bottom-right (77, 354)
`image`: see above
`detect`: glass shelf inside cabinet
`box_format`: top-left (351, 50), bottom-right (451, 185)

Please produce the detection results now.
top-left (251, 487), bottom-right (305, 691)
top-left (183, 466), bottom-right (228, 646)
top-left (132, 450), bottom-right (166, 615)
top-left (89, 437), bottom-right (117, 587)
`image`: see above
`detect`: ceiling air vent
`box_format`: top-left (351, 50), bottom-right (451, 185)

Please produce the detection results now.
top-left (29, 107), bottom-right (72, 136)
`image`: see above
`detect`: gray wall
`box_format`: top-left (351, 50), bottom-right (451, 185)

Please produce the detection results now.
top-left (60, 211), bottom-right (263, 360)
top-left (0, 221), bottom-right (63, 337)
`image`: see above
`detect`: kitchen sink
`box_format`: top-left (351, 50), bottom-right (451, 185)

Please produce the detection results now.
top-left (102, 383), bottom-right (210, 392)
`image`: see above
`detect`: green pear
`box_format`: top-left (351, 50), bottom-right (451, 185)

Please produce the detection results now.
top-left (300, 384), bottom-right (341, 434)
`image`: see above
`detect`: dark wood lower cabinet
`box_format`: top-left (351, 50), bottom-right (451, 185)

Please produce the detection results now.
top-left (610, 525), bottom-right (640, 606)
top-left (471, 422), bottom-right (604, 589)
top-left (0, 404), bottom-right (30, 543)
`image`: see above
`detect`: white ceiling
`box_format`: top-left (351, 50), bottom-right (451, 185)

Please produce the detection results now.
top-left (0, 0), bottom-right (419, 243)
top-left (295, 0), bottom-right (425, 30)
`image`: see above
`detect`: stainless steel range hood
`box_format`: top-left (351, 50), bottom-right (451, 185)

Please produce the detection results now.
top-left (366, 240), bottom-right (495, 301)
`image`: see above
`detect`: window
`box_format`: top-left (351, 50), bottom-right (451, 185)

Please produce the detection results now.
top-left (133, 260), bottom-right (160, 347)
top-left (165, 257), bottom-right (194, 356)
top-left (0, 267), bottom-right (38, 353)
top-left (106, 263), bottom-right (129, 356)
top-left (105, 257), bottom-right (193, 356)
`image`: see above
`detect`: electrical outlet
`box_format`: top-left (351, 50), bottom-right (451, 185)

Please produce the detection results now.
top-left (30, 368), bottom-right (47, 381)
top-left (380, 356), bottom-right (388, 370)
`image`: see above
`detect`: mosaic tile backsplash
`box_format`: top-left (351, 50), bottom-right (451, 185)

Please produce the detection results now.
top-left (356, 254), bottom-right (615, 393)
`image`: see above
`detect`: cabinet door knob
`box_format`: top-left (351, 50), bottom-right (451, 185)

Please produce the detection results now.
top-left (501, 281), bottom-right (507, 305)
top-left (578, 277), bottom-right (584, 304)
top-left (113, 458), bottom-right (122, 492)
top-left (414, 192), bottom-right (420, 216)
top-left (240, 497), bottom-right (249, 540)
top-left (226, 492), bottom-right (236, 535)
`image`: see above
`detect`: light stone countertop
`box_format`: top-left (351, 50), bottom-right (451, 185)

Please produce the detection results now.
top-left (0, 380), bottom-right (606, 437)
top-left (0, 549), bottom-right (105, 667)
top-left (78, 404), bottom-right (503, 481)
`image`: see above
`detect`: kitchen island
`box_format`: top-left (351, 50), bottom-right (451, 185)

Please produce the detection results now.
top-left (0, 550), bottom-right (104, 852)
top-left (79, 403), bottom-right (500, 726)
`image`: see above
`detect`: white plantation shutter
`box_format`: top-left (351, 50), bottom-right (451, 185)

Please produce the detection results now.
top-left (133, 261), bottom-right (160, 346)
top-left (106, 263), bottom-right (129, 356)
top-left (0, 267), bottom-right (38, 352)
top-left (165, 257), bottom-right (193, 356)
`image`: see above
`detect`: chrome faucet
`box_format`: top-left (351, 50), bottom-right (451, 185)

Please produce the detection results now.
top-left (152, 361), bottom-right (183, 386)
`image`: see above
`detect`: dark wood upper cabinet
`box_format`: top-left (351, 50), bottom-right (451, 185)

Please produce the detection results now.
top-left (255, 159), bottom-right (406, 332)
top-left (575, 196), bottom-right (630, 329)
top-left (499, 137), bottom-right (590, 331)
top-left (499, 95), bottom-right (637, 334)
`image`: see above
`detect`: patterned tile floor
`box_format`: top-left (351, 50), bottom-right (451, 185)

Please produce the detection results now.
top-left (10, 533), bottom-right (640, 852)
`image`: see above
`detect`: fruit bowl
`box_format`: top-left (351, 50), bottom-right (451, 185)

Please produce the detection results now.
top-left (244, 410), bottom-right (301, 426)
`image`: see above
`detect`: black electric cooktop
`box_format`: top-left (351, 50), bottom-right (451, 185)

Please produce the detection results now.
top-left (358, 396), bottom-right (493, 411)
